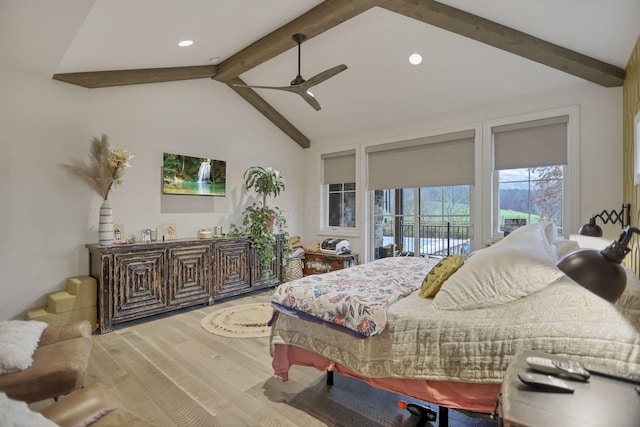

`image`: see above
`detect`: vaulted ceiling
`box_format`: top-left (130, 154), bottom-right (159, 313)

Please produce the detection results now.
top-left (51, 0), bottom-right (640, 148)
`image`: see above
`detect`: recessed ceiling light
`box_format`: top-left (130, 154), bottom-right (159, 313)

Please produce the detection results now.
top-left (409, 53), bottom-right (422, 65)
top-left (178, 40), bottom-right (193, 47)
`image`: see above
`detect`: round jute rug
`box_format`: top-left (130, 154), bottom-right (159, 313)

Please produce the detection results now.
top-left (200, 303), bottom-right (273, 338)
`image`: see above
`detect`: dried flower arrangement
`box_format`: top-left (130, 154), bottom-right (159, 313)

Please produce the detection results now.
top-left (62, 134), bottom-right (133, 200)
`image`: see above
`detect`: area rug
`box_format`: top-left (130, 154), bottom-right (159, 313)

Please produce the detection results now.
top-left (200, 303), bottom-right (273, 338)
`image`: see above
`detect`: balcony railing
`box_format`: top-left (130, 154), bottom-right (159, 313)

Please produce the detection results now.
top-left (378, 221), bottom-right (470, 258)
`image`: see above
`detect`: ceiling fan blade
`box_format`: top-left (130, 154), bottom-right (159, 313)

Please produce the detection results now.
top-left (52, 65), bottom-right (217, 88)
top-left (235, 83), bottom-right (322, 110)
top-left (233, 83), bottom-right (292, 91)
top-left (298, 90), bottom-right (322, 111)
top-left (302, 64), bottom-right (347, 88)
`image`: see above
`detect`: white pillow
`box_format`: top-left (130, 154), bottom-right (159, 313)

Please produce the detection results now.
top-left (433, 222), bottom-right (564, 310)
top-left (0, 392), bottom-right (58, 427)
top-left (568, 234), bottom-right (613, 251)
top-left (0, 320), bottom-right (48, 375)
top-left (554, 238), bottom-right (581, 259)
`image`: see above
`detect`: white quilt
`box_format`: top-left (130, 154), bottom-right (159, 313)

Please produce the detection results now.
top-left (271, 274), bottom-right (640, 383)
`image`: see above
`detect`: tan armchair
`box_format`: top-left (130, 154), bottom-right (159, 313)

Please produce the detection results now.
top-left (40, 383), bottom-right (154, 427)
top-left (0, 320), bottom-right (92, 403)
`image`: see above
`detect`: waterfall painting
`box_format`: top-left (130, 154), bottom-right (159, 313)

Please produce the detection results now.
top-left (162, 152), bottom-right (226, 196)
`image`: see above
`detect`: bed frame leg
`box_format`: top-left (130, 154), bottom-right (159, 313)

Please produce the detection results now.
top-left (438, 406), bottom-right (448, 427)
top-left (326, 371), bottom-right (334, 385)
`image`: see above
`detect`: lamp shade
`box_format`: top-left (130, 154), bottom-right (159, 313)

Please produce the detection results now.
top-left (578, 217), bottom-right (603, 237)
top-left (557, 227), bottom-right (637, 303)
top-left (556, 249), bottom-right (626, 302)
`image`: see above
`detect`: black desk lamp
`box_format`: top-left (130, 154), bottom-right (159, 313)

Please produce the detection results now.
top-left (557, 225), bottom-right (639, 303)
top-left (578, 204), bottom-right (631, 237)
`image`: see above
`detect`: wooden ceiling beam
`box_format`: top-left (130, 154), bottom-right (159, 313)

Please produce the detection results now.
top-left (213, 0), bottom-right (379, 83)
top-left (52, 65), bottom-right (218, 88)
top-left (227, 77), bottom-right (310, 148)
top-left (379, 0), bottom-right (625, 87)
top-left (51, 0), bottom-right (626, 148)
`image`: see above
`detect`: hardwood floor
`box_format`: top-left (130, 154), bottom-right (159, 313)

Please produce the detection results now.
top-left (80, 290), bottom-right (498, 427)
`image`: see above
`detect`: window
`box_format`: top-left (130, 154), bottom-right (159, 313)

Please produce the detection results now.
top-left (328, 183), bottom-right (356, 227)
top-left (322, 150), bottom-right (356, 230)
top-left (366, 129), bottom-right (476, 259)
top-left (373, 186), bottom-right (471, 258)
top-left (496, 166), bottom-right (564, 234)
top-left (491, 115), bottom-right (569, 237)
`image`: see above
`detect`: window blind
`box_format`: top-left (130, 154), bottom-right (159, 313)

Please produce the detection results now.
top-left (322, 149), bottom-right (355, 184)
top-left (365, 130), bottom-right (475, 190)
top-left (493, 115), bottom-right (569, 170)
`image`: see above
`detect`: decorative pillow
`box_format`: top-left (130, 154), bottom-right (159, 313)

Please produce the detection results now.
top-left (0, 320), bottom-right (48, 375)
top-left (418, 254), bottom-right (466, 298)
top-left (433, 222), bottom-right (564, 310)
top-left (0, 392), bottom-right (58, 427)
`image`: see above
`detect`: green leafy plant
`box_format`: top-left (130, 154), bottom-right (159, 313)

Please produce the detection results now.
top-left (243, 166), bottom-right (286, 207)
top-left (232, 166), bottom-right (290, 282)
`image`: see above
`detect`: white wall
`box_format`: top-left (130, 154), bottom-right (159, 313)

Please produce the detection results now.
top-left (303, 82), bottom-right (624, 260)
top-left (0, 0), bottom-right (307, 320)
top-left (0, 69), bottom-right (306, 321)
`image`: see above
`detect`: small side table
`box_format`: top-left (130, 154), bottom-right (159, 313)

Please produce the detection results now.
top-left (303, 251), bottom-right (358, 275)
top-left (500, 349), bottom-right (640, 427)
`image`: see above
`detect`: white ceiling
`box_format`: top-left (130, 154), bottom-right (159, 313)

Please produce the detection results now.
top-left (52, 0), bottom-right (640, 143)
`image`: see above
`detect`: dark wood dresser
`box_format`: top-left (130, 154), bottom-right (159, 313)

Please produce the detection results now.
top-left (87, 236), bottom-right (282, 333)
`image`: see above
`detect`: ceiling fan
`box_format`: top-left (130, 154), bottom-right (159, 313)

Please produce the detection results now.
top-left (233, 33), bottom-right (347, 111)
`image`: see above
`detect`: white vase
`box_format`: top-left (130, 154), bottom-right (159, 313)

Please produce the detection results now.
top-left (98, 199), bottom-right (114, 246)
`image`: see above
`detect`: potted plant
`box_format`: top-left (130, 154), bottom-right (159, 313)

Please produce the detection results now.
top-left (238, 166), bottom-right (290, 280)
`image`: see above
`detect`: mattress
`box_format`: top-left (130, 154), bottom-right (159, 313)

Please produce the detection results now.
top-left (271, 271), bottom-right (640, 384)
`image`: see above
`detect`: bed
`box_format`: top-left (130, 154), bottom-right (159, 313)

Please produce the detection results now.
top-left (268, 222), bottom-right (640, 417)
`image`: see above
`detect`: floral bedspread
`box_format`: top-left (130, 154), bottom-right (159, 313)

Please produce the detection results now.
top-left (271, 257), bottom-right (439, 337)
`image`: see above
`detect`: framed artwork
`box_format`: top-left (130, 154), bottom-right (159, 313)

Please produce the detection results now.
top-left (113, 224), bottom-right (126, 244)
top-left (162, 152), bottom-right (226, 196)
top-left (162, 223), bottom-right (178, 240)
top-left (140, 229), bottom-right (151, 243)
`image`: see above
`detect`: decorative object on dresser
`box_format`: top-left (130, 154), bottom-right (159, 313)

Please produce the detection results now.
top-left (162, 223), bottom-right (178, 240)
top-left (113, 224), bottom-right (126, 243)
top-left (303, 250), bottom-right (359, 276)
top-left (87, 236), bottom-right (283, 333)
top-left (61, 134), bottom-right (133, 247)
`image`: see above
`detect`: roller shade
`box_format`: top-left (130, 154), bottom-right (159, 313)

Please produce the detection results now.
top-left (493, 115), bottom-right (569, 170)
top-left (365, 130), bottom-right (475, 190)
top-left (322, 149), bottom-right (355, 184)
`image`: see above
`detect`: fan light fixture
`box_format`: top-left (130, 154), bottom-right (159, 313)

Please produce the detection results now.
top-left (578, 203), bottom-right (631, 236)
top-left (557, 225), bottom-right (638, 303)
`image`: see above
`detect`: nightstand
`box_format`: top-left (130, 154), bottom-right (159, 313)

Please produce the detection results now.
top-left (303, 251), bottom-right (358, 275)
top-left (500, 349), bottom-right (640, 427)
